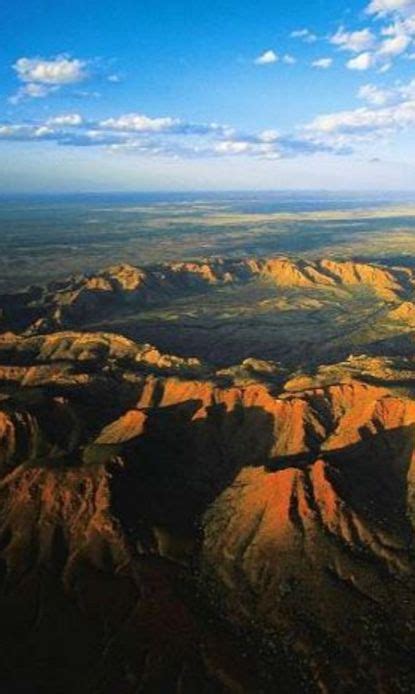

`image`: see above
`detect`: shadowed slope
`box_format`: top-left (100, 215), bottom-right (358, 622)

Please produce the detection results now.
top-left (0, 331), bottom-right (414, 690)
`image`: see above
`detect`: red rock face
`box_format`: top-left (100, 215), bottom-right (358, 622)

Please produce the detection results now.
top-left (0, 328), bottom-right (414, 692)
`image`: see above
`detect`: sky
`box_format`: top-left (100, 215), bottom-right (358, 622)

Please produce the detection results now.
top-left (2, 0), bottom-right (415, 192)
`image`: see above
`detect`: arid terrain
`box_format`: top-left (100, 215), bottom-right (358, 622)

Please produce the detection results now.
top-left (5, 0), bottom-right (415, 680)
top-left (4, 255), bottom-right (415, 369)
top-left (3, 193), bottom-right (415, 292)
top-left (1, 254), bottom-right (415, 692)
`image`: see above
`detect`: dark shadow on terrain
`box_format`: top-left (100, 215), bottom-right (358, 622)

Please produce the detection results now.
top-left (109, 399), bottom-right (415, 545)
top-left (357, 374), bottom-right (415, 390)
top-left (110, 401), bottom-right (276, 538)
top-left (267, 423), bottom-right (415, 538)
top-left (362, 332), bottom-right (415, 358)
top-left (0, 401), bottom-right (316, 694)
top-left (106, 408), bottom-right (415, 689)
top-left (1, 396), bottom-right (415, 692)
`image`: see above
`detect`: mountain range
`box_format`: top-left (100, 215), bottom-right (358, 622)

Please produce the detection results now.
top-left (1, 257), bottom-right (415, 692)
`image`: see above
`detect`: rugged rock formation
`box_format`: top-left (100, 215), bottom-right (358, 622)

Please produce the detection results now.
top-left (3, 257), bottom-right (415, 690)
top-left (1, 328), bottom-right (415, 691)
top-left (389, 300), bottom-right (415, 326)
top-left (1, 256), bottom-right (413, 337)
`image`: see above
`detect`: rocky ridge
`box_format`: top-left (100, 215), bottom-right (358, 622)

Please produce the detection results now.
top-left (2, 256), bottom-right (415, 336)
top-left (2, 258), bottom-right (415, 691)
top-left (0, 326), bottom-right (414, 691)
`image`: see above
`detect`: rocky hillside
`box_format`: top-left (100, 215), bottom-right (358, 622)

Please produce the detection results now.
top-left (1, 328), bottom-right (415, 692)
top-left (1, 256), bottom-right (414, 336)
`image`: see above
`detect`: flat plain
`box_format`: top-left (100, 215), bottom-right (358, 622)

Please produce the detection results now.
top-left (3, 192), bottom-right (415, 291)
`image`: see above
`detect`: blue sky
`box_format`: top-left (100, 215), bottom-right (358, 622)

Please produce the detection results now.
top-left (2, 0), bottom-right (415, 191)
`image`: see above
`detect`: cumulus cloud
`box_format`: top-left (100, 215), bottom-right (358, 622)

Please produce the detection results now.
top-left (367, 0), bottom-right (415, 16)
top-left (0, 108), bottom-right (349, 161)
top-left (282, 54), bottom-right (296, 64)
top-left (144, 134), bottom-right (341, 160)
top-left (329, 1), bottom-right (415, 72)
top-left (254, 50), bottom-right (278, 64)
top-left (378, 32), bottom-right (412, 54)
top-left (358, 83), bottom-right (395, 104)
top-left (303, 76), bottom-right (415, 154)
top-left (9, 55), bottom-right (89, 103)
top-left (14, 56), bottom-right (88, 85)
top-left (100, 114), bottom-right (180, 132)
top-left (98, 113), bottom-right (232, 137)
top-left (345, 31), bottom-right (411, 69)
top-left (312, 58), bottom-right (333, 68)
top-left (347, 51), bottom-right (376, 69)
top-left (358, 77), bottom-right (415, 106)
top-left (0, 124), bottom-right (57, 141)
top-left (290, 28), bottom-right (317, 43)
top-left (331, 27), bottom-right (376, 52)
top-left (214, 140), bottom-right (251, 154)
top-left (8, 67), bottom-right (415, 164)
top-left (8, 82), bottom-right (57, 104)
top-left (47, 114), bottom-right (84, 126)
top-left (305, 108), bottom-right (392, 134)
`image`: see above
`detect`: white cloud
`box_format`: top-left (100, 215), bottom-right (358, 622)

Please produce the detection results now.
top-left (9, 55), bottom-right (89, 103)
top-left (367, 0), bottom-right (415, 16)
top-left (347, 51), bottom-right (375, 69)
top-left (304, 77), bottom-right (415, 155)
top-left (33, 126), bottom-right (55, 138)
top-left (14, 56), bottom-right (88, 85)
top-left (254, 50), bottom-right (278, 65)
top-left (47, 114), bottom-right (84, 126)
top-left (8, 82), bottom-right (56, 104)
top-left (305, 107), bottom-right (388, 135)
top-left (381, 18), bottom-right (415, 34)
top-left (378, 32), bottom-right (412, 54)
top-left (312, 58), bottom-right (333, 68)
top-left (214, 141), bottom-right (251, 154)
top-left (290, 28), bottom-right (317, 43)
top-left (345, 32), bottom-right (412, 70)
top-left (100, 114), bottom-right (180, 132)
top-left (331, 7), bottom-right (414, 72)
top-left (282, 54), bottom-right (296, 64)
top-left (0, 108), bottom-right (346, 161)
top-left (357, 78), bottom-right (415, 107)
top-left (358, 83), bottom-right (394, 104)
top-left (0, 124), bottom-right (56, 140)
top-left (0, 125), bottom-right (29, 138)
top-left (260, 129), bottom-right (280, 142)
top-left (331, 27), bottom-right (376, 52)
top-left (21, 83), bottom-right (51, 97)
top-left (99, 114), bottom-right (233, 138)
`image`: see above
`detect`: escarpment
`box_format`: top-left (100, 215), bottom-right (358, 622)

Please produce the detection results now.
top-left (1, 324), bottom-right (415, 692)
top-left (1, 255), bottom-right (413, 333)
top-left (3, 256), bottom-right (415, 371)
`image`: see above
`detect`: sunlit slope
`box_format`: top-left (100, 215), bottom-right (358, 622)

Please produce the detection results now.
top-left (4, 256), bottom-right (415, 367)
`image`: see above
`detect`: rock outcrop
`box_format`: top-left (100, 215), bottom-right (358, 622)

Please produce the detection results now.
top-left (1, 256), bottom-right (413, 337)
